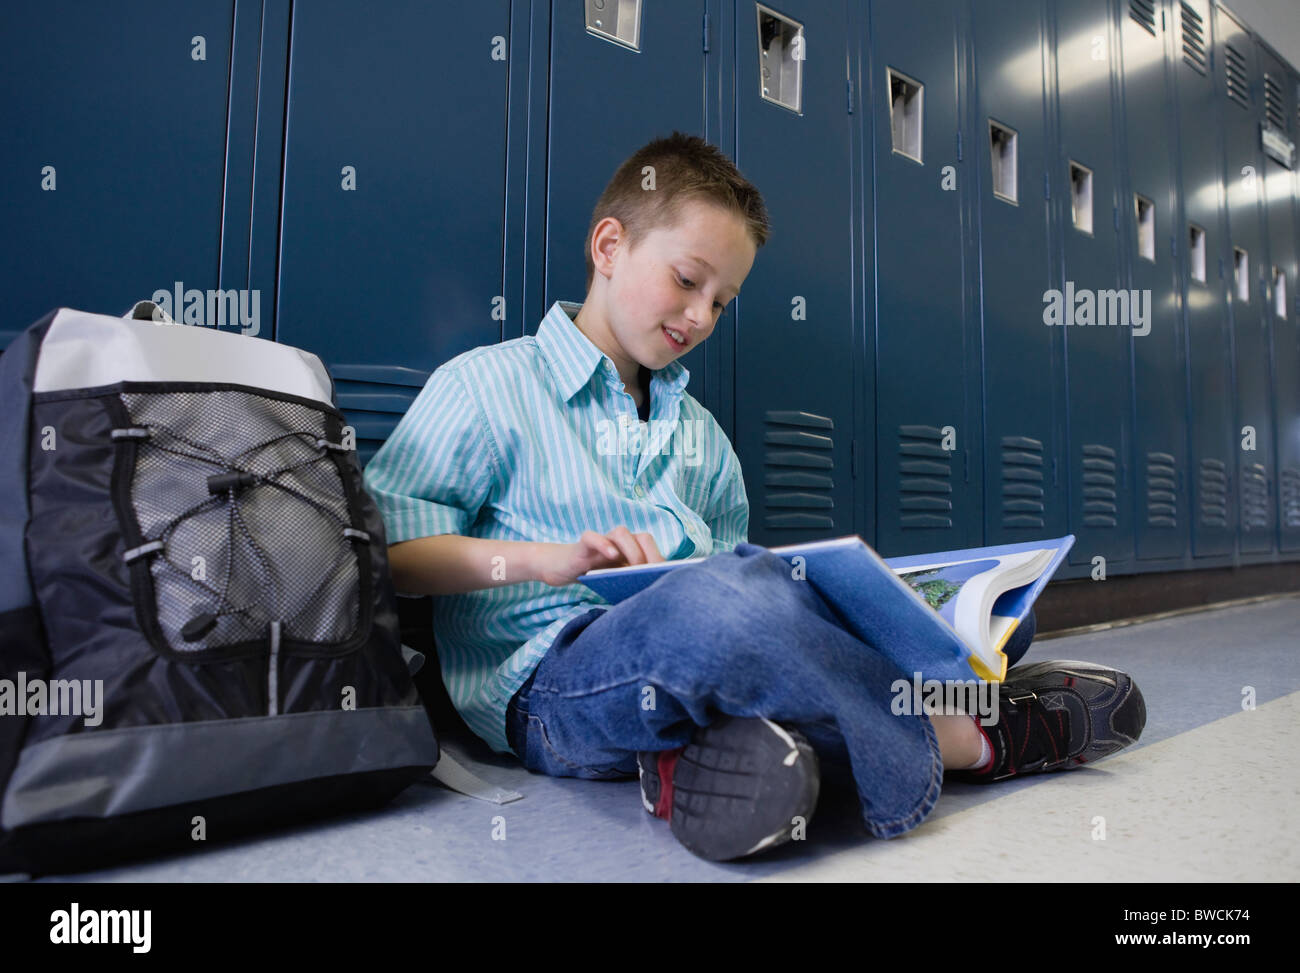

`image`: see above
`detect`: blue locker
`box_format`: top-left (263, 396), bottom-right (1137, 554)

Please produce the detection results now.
top-left (1292, 63), bottom-right (1300, 548)
top-left (1215, 4), bottom-right (1275, 555)
top-left (869, 0), bottom-right (981, 557)
top-left (1172, 0), bottom-right (1236, 558)
top-left (969, 0), bottom-right (1067, 548)
top-left (274, 0), bottom-right (511, 464)
top-left (1119, 0), bottom-right (1188, 562)
top-left (1256, 41), bottom-right (1300, 551)
top-left (730, 0), bottom-right (858, 546)
top-left (0, 1), bottom-right (237, 345)
top-left (1052, 0), bottom-right (1135, 569)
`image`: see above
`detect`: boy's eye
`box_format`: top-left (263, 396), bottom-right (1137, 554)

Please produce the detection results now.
top-left (677, 273), bottom-right (725, 312)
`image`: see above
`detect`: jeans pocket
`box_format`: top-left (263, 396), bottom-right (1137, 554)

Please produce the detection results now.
top-left (527, 714), bottom-right (635, 781)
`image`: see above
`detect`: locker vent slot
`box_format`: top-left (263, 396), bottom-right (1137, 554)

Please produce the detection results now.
top-left (898, 425), bottom-right (952, 529)
top-left (330, 363), bottom-right (430, 468)
top-left (1188, 224), bottom-right (1207, 283)
top-left (1180, 2), bottom-right (1207, 74)
top-left (1225, 43), bottom-right (1249, 109)
top-left (888, 69), bottom-right (924, 163)
top-left (989, 120), bottom-right (1018, 203)
top-left (1274, 267), bottom-right (1288, 319)
top-left (1281, 468), bottom-right (1300, 529)
top-left (762, 410), bottom-right (835, 530)
top-left (1070, 161), bottom-right (1093, 234)
top-left (1198, 458), bottom-right (1228, 527)
top-left (1264, 74), bottom-right (1285, 130)
top-left (756, 4), bottom-right (804, 114)
top-left (1240, 461), bottom-right (1268, 530)
top-left (1080, 443), bottom-right (1118, 528)
top-left (1135, 194), bottom-right (1156, 262)
top-left (1234, 247), bottom-right (1250, 302)
top-left (1145, 452), bottom-right (1178, 527)
top-left (1000, 436), bottom-right (1045, 529)
top-left (584, 0), bottom-right (642, 52)
top-left (1130, 0), bottom-right (1157, 36)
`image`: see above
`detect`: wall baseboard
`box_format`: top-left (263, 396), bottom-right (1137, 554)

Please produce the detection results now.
top-left (1035, 561), bottom-right (1300, 637)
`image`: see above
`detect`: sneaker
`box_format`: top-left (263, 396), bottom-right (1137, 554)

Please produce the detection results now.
top-left (950, 659), bottom-right (1147, 783)
top-left (636, 716), bottom-right (820, 861)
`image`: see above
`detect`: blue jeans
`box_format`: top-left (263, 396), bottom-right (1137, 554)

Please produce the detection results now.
top-left (505, 542), bottom-right (1038, 839)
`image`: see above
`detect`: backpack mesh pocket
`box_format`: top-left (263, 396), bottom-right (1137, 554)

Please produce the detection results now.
top-left (118, 389), bottom-right (362, 653)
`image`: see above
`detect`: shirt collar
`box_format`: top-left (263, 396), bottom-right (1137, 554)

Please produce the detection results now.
top-left (536, 300), bottom-right (690, 403)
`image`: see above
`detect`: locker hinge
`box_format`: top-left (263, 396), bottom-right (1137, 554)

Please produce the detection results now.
top-left (964, 448), bottom-right (970, 484)
top-left (703, 12), bottom-right (710, 53)
top-left (1170, 233), bottom-right (1176, 259)
top-left (1113, 204), bottom-right (1118, 231)
top-left (851, 439), bottom-right (858, 479)
top-left (1052, 457), bottom-right (1058, 487)
top-left (1044, 171), bottom-right (1050, 199)
top-left (1161, 10), bottom-right (1166, 30)
top-left (1219, 256), bottom-right (1225, 279)
top-left (847, 78), bottom-right (854, 114)
top-left (956, 129), bottom-right (962, 162)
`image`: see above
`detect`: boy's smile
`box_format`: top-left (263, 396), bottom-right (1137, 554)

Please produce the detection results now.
top-left (576, 198), bottom-right (757, 397)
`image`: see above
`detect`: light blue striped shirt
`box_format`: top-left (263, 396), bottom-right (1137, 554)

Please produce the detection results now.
top-left (362, 300), bottom-right (749, 754)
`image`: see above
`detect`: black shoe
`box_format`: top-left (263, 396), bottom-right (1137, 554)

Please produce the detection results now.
top-left (950, 659), bottom-right (1147, 783)
top-left (637, 716), bottom-right (820, 861)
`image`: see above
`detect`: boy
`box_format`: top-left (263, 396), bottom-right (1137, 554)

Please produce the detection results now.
top-left (363, 132), bottom-right (1146, 862)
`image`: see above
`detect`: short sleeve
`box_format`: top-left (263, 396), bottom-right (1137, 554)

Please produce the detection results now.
top-left (701, 442), bottom-right (750, 554)
top-left (362, 365), bottom-right (498, 544)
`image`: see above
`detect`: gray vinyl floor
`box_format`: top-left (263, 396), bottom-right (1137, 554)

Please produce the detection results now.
top-left (36, 593), bottom-right (1300, 882)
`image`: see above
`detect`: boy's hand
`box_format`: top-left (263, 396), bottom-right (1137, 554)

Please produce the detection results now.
top-left (536, 526), bottom-right (664, 587)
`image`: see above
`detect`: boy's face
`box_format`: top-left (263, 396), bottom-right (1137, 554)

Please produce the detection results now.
top-left (581, 199), bottom-right (756, 388)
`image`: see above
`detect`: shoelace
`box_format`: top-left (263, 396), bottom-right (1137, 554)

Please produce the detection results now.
top-left (117, 423), bottom-right (366, 641)
top-left (996, 690), bottom-right (1071, 777)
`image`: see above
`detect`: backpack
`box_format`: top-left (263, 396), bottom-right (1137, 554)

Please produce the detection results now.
top-left (0, 305), bottom-right (440, 875)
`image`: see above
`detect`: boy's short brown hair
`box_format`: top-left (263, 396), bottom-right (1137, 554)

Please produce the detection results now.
top-left (584, 131), bottom-right (770, 292)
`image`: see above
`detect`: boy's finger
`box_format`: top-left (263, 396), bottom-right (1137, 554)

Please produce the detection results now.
top-left (582, 530), bottom-right (620, 560)
top-left (606, 527), bottom-right (645, 565)
top-left (634, 532), bottom-right (664, 562)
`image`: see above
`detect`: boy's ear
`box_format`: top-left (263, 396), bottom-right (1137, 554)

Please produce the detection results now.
top-left (590, 216), bottom-right (628, 277)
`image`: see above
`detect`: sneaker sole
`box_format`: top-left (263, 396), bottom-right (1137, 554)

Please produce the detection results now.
top-left (666, 716), bottom-right (820, 862)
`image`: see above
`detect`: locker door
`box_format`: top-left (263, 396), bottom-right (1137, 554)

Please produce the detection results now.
top-left (1216, 5), bottom-right (1274, 555)
top-left (1053, 0), bottom-right (1134, 568)
top-left (1258, 43), bottom-right (1300, 551)
top-left (275, 1), bottom-right (511, 465)
top-left (971, 0), bottom-right (1066, 548)
top-left (0, 1), bottom-right (236, 345)
top-left (1292, 65), bottom-right (1300, 550)
top-left (870, 0), bottom-right (980, 557)
top-left (731, 0), bottom-right (857, 546)
top-left (1172, 0), bottom-right (1235, 557)
top-left (544, 0), bottom-right (708, 383)
top-left (1120, 0), bottom-right (1187, 562)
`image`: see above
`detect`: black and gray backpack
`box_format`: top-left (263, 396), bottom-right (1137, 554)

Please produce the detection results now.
top-left (0, 304), bottom-right (440, 874)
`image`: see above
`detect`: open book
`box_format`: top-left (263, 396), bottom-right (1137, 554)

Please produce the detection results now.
top-left (577, 535), bottom-right (1074, 682)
